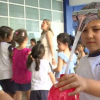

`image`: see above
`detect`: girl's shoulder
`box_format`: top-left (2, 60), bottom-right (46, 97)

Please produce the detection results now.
top-left (13, 47), bottom-right (31, 52)
top-left (58, 52), bottom-right (77, 63)
top-left (46, 31), bottom-right (53, 36)
top-left (58, 52), bottom-right (69, 63)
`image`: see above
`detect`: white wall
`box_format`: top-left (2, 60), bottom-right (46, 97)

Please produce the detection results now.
top-left (69, 0), bottom-right (100, 6)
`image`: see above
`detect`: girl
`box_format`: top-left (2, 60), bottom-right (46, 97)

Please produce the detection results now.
top-left (55, 2), bottom-right (100, 100)
top-left (40, 19), bottom-right (56, 65)
top-left (53, 33), bottom-right (77, 79)
top-left (0, 26), bottom-right (15, 98)
top-left (77, 41), bottom-right (85, 65)
top-left (29, 38), bottom-right (36, 49)
top-left (27, 43), bottom-right (55, 100)
top-left (12, 29), bottom-right (32, 100)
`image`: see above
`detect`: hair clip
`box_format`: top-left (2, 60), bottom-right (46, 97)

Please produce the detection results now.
top-left (5, 33), bottom-right (7, 37)
top-left (22, 32), bottom-right (24, 36)
top-left (11, 47), bottom-right (13, 50)
top-left (16, 32), bottom-right (18, 34)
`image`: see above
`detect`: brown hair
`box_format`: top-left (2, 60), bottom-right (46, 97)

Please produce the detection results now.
top-left (13, 29), bottom-right (27, 45)
top-left (0, 26), bottom-right (13, 42)
top-left (57, 33), bottom-right (74, 48)
top-left (41, 19), bottom-right (54, 35)
top-left (82, 2), bottom-right (100, 10)
top-left (27, 43), bottom-right (45, 71)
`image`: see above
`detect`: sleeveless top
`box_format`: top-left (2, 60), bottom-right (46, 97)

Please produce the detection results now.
top-left (55, 52), bottom-right (77, 79)
top-left (40, 31), bottom-right (53, 47)
top-left (40, 31), bottom-right (53, 64)
top-left (12, 48), bottom-right (32, 84)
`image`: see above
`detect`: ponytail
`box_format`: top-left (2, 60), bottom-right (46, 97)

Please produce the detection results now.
top-left (35, 58), bottom-right (40, 71)
top-left (27, 43), bottom-right (45, 71)
top-left (27, 54), bottom-right (33, 69)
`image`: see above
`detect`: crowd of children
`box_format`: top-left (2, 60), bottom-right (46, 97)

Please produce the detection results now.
top-left (1, 2), bottom-right (100, 100)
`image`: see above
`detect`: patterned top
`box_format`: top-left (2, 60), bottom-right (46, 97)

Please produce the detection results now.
top-left (55, 52), bottom-right (77, 79)
top-left (12, 48), bottom-right (32, 84)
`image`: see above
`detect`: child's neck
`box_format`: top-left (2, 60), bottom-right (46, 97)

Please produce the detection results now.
top-left (17, 42), bottom-right (26, 50)
top-left (63, 48), bottom-right (70, 57)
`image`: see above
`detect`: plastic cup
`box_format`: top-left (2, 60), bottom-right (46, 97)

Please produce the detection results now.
top-left (48, 74), bottom-right (80, 100)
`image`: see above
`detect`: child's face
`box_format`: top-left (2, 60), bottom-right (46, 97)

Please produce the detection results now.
top-left (57, 40), bottom-right (67, 51)
top-left (77, 44), bottom-right (84, 52)
top-left (31, 41), bottom-right (35, 46)
top-left (81, 20), bottom-right (100, 53)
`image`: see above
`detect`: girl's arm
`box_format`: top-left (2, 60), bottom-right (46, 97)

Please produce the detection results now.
top-left (55, 73), bottom-right (100, 97)
top-left (53, 56), bottom-right (63, 72)
top-left (46, 31), bottom-right (56, 65)
top-left (0, 90), bottom-right (13, 100)
top-left (48, 72), bottom-right (56, 85)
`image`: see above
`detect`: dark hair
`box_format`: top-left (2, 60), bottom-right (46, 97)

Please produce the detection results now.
top-left (13, 29), bottom-right (27, 45)
top-left (57, 33), bottom-right (74, 48)
top-left (31, 38), bottom-right (36, 44)
top-left (77, 41), bottom-right (85, 49)
top-left (0, 26), bottom-right (13, 42)
top-left (82, 2), bottom-right (100, 10)
top-left (27, 43), bottom-right (45, 71)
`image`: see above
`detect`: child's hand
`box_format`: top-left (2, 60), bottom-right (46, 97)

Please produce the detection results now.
top-left (54, 73), bottom-right (87, 96)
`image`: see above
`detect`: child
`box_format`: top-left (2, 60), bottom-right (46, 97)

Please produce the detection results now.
top-left (55, 2), bottom-right (100, 100)
top-left (27, 43), bottom-right (55, 100)
top-left (53, 33), bottom-right (77, 79)
top-left (0, 26), bottom-right (15, 98)
top-left (12, 29), bottom-right (32, 100)
top-left (0, 85), bottom-right (13, 100)
top-left (29, 38), bottom-right (36, 49)
top-left (77, 41), bottom-right (85, 65)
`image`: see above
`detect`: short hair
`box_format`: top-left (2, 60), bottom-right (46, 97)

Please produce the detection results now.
top-left (31, 38), bottom-right (36, 44)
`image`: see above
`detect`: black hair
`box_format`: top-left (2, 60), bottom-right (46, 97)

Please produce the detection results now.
top-left (77, 41), bottom-right (85, 51)
top-left (27, 43), bottom-right (45, 71)
top-left (57, 33), bottom-right (74, 48)
top-left (13, 29), bottom-right (27, 45)
top-left (31, 38), bottom-right (36, 44)
top-left (0, 26), bottom-right (13, 42)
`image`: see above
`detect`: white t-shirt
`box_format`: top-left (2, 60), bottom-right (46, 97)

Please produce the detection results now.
top-left (29, 59), bottom-right (52, 90)
top-left (0, 42), bottom-right (12, 80)
top-left (76, 53), bottom-right (100, 100)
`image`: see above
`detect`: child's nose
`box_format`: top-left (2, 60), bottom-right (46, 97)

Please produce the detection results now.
top-left (86, 30), bottom-right (93, 39)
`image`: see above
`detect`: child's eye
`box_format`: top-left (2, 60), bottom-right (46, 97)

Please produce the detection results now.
top-left (93, 29), bottom-right (100, 31)
top-left (83, 30), bottom-right (87, 32)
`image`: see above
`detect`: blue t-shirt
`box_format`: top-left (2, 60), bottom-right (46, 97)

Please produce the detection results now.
top-left (55, 52), bottom-right (77, 79)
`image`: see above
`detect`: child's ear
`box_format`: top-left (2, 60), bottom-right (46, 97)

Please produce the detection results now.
top-left (65, 43), bottom-right (68, 47)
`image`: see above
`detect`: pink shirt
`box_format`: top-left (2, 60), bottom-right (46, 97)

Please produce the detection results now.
top-left (12, 48), bottom-right (32, 84)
